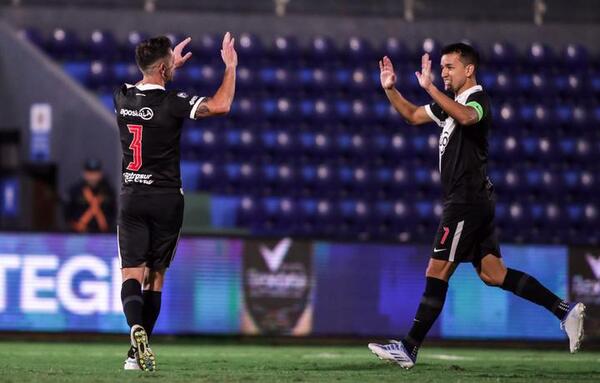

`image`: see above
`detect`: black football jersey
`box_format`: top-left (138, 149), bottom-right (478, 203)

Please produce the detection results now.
top-left (424, 85), bottom-right (493, 204)
top-left (113, 83), bottom-right (205, 193)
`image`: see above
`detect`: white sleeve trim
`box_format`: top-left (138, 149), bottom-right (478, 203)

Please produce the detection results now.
top-left (424, 104), bottom-right (444, 127)
top-left (189, 97), bottom-right (207, 120)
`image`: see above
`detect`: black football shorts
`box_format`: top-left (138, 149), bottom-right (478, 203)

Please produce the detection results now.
top-left (117, 190), bottom-right (184, 269)
top-left (430, 200), bottom-right (501, 266)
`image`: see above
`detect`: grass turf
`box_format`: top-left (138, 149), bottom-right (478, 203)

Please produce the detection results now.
top-left (1, 341), bottom-right (599, 382)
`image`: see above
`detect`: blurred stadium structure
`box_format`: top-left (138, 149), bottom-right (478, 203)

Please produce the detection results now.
top-left (0, 0), bottom-right (600, 342)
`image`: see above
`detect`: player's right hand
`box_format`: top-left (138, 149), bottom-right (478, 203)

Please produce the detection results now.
top-left (173, 37), bottom-right (193, 69)
top-left (379, 56), bottom-right (397, 90)
top-left (221, 32), bottom-right (238, 69)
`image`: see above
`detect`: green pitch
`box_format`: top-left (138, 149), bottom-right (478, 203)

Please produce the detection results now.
top-left (1, 341), bottom-right (599, 382)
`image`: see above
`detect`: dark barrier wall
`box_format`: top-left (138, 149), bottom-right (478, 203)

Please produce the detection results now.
top-left (0, 21), bottom-right (120, 199)
top-left (0, 233), bottom-right (574, 340)
top-left (2, 6), bottom-right (600, 53)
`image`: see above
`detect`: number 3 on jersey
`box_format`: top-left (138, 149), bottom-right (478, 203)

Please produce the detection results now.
top-left (126, 124), bottom-right (143, 171)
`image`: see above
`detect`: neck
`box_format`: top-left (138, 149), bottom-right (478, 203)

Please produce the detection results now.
top-left (455, 78), bottom-right (477, 96)
top-left (137, 74), bottom-right (165, 88)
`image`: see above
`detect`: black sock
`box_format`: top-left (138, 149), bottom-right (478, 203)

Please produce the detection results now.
top-left (121, 279), bottom-right (143, 328)
top-left (142, 290), bottom-right (162, 336)
top-left (501, 268), bottom-right (570, 320)
top-left (403, 277), bottom-right (448, 355)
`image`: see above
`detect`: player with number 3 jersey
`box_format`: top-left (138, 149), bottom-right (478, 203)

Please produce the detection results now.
top-left (113, 32), bottom-right (237, 371)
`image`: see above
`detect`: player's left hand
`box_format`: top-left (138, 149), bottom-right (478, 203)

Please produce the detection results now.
top-left (173, 37), bottom-right (193, 69)
top-left (221, 32), bottom-right (238, 68)
top-left (415, 53), bottom-right (434, 90)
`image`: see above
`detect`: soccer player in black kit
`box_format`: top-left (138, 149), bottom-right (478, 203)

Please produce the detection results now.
top-left (368, 43), bottom-right (585, 369)
top-left (114, 32), bottom-right (237, 371)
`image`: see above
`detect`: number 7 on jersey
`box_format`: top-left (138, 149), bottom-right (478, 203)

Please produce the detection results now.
top-left (126, 124), bottom-right (143, 171)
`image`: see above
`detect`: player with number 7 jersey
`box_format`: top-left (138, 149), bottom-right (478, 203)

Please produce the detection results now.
top-left (113, 32), bottom-right (237, 372)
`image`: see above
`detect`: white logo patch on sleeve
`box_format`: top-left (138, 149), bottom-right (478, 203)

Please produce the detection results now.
top-left (177, 92), bottom-right (189, 98)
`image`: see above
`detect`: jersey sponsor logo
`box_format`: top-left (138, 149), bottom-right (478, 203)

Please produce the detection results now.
top-left (189, 96), bottom-right (199, 106)
top-left (433, 248), bottom-right (447, 253)
top-left (119, 107), bottom-right (154, 120)
top-left (122, 172), bottom-right (154, 185)
top-left (177, 92), bottom-right (189, 98)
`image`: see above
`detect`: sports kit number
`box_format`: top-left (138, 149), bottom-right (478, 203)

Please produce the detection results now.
top-left (126, 124), bottom-right (143, 171)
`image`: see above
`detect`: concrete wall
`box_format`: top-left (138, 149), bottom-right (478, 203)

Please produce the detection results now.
top-left (0, 20), bottom-right (119, 199)
top-left (2, 6), bottom-right (600, 53)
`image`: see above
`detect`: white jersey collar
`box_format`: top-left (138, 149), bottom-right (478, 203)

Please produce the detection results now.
top-left (125, 83), bottom-right (166, 91)
top-left (454, 84), bottom-right (482, 103)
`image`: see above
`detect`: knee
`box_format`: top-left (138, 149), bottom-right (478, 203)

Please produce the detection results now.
top-left (143, 270), bottom-right (165, 291)
top-left (479, 272), bottom-right (504, 287)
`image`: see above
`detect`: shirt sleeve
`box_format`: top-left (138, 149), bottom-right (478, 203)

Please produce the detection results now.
top-left (424, 102), bottom-right (447, 128)
top-left (168, 91), bottom-right (206, 120)
top-left (465, 91), bottom-right (490, 123)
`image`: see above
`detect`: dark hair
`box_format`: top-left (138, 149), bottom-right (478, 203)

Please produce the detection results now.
top-left (135, 36), bottom-right (172, 72)
top-left (441, 43), bottom-right (480, 70)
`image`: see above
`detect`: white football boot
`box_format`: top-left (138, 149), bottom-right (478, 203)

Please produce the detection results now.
top-left (560, 302), bottom-right (586, 353)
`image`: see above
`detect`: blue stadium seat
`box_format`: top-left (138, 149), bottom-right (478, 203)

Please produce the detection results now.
top-left (561, 43), bottom-right (589, 69)
top-left (526, 42), bottom-right (555, 68)
top-left (48, 28), bottom-right (80, 59)
top-left (88, 60), bottom-right (113, 90)
top-left (382, 37), bottom-right (410, 62)
top-left (112, 62), bottom-right (139, 84)
top-left (180, 160), bottom-right (202, 191)
top-left (87, 29), bottom-right (117, 60)
top-left (237, 32), bottom-right (264, 63)
top-left (186, 64), bottom-right (220, 88)
top-left (121, 31), bottom-right (148, 59)
top-left (270, 36), bottom-right (300, 62)
top-left (344, 36), bottom-right (374, 63)
top-left (63, 61), bottom-right (91, 86)
top-left (192, 34), bottom-right (220, 66)
top-left (489, 42), bottom-right (518, 67)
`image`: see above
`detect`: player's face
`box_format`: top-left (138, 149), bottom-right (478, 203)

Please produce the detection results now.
top-left (440, 53), bottom-right (468, 93)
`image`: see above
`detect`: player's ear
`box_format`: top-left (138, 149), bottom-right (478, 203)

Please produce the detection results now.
top-left (465, 63), bottom-right (475, 77)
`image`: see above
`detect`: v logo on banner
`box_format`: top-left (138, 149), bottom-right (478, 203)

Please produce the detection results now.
top-left (585, 253), bottom-right (600, 279)
top-left (260, 238), bottom-right (292, 272)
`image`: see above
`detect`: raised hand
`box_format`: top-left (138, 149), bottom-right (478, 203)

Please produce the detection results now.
top-left (415, 53), bottom-right (433, 90)
top-left (379, 56), bottom-right (397, 90)
top-left (221, 32), bottom-right (238, 68)
top-left (173, 37), bottom-right (193, 69)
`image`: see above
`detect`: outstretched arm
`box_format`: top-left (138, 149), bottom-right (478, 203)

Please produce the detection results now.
top-left (195, 32), bottom-right (237, 118)
top-left (416, 53), bottom-right (479, 126)
top-left (380, 56), bottom-right (432, 125)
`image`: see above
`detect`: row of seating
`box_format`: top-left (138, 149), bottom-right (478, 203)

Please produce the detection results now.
top-left (177, 128), bottom-right (599, 159)
top-left (234, 195), bottom-right (599, 244)
top-left (20, 28), bottom-right (599, 69)
top-left (65, 60), bottom-right (600, 95)
top-left (180, 160), bottom-right (598, 198)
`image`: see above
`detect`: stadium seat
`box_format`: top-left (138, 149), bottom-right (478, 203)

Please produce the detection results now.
top-left (48, 28), bottom-right (80, 59)
top-left (87, 30), bottom-right (117, 60)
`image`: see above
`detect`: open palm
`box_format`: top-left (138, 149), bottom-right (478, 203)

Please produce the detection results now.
top-left (379, 56), bottom-right (397, 90)
top-left (415, 53), bottom-right (433, 89)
